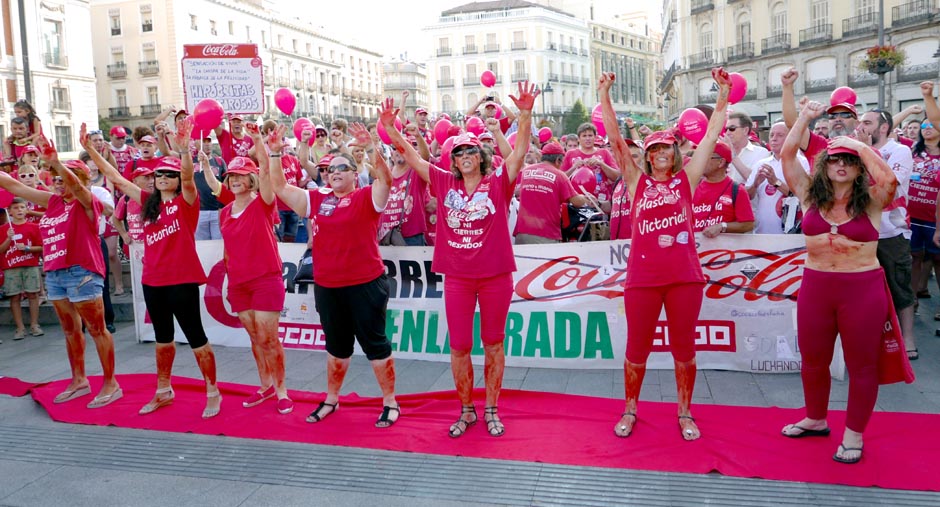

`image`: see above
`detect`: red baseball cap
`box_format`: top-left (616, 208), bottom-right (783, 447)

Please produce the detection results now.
top-left (21, 145), bottom-right (40, 155)
top-left (226, 156), bottom-right (258, 176)
top-left (125, 165), bottom-right (155, 180)
top-left (416, 108), bottom-right (428, 115)
top-left (109, 126), bottom-right (127, 138)
top-left (138, 135), bottom-right (158, 145)
top-left (479, 132), bottom-right (495, 141)
top-left (451, 133), bottom-right (482, 150)
top-left (175, 109), bottom-right (189, 119)
top-left (155, 157), bottom-right (183, 172)
top-left (826, 103), bottom-right (858, 118)
top-left (713, 141), bottom-right (733, 163)
top-left (541, 142), bottom-right (564, 155)
top-left (827, 145), bottom-right (860, 157)
top-left (63, 159), bottom-right (90, 175)
top-left (447, 125), bottom-right (462, 138)
top-left (230, 114), bottom-right (244, 121)
top-left (624, 138), bottom-right (640, 148)
top-left (316, 154), bottom-right (333, 169)
top-left (643, 130), bottom-right (677, 151)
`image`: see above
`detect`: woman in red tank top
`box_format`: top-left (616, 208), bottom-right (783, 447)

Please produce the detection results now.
top-left (599, 68), bottom-right (732, 441)
top-left (778, 101), bottom-right (903, 465)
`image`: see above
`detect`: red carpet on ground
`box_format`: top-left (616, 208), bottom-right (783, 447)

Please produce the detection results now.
top-left (30, 374), bottom-right (939, 492)
top-left (0, 376), bottom-right (39, 397)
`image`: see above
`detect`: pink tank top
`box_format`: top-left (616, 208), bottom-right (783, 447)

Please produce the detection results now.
top-left (802, 207), bottom-right (878, 242)
top-left (626, 171), bottom-right (704, 288)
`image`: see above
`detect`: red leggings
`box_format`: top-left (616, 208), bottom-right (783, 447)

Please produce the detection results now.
top-left (624, 283), bottom-right (704, 364)
top-left (798, 268), bottom-right (886, 432)
top-left (444, 273), bottom-right (514, 352)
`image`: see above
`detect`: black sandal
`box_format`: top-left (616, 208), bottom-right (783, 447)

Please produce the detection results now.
top-left (375, 405), bottom-right (401, 428)
top-left (448, 405), bottom-right (477, 438)
top-left (306, 401), bottom-right (338, 423)
top-left (484, 406), bottom-right (505, 437)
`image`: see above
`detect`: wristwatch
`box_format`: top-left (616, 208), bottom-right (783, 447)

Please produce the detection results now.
top-left (720, 222), bottom-right (728, 233)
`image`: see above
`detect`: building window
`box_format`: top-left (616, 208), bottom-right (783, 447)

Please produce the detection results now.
top-left (147, 86), bottom-right (159, 105)
top-left (293, 39), bottom-right (298, 52)
top-left (190, 14), bottom-right (197, 31)
top-left (856, 0), bottom-right (875, 15)
top-left (487, 62), bottom-right (498, 74)
top-left (771, 3), bottom-right (787, 36)
top-left (811, 0), bottom-right (829, 24)
top-left (736, 15), bottom-right (751, 44)
top-left (228, 21), bottom-right (234, 35)
top-left (116, 89), bottom-right (127, 107)
top-left (110, 11), bottom-right (121, 36)
top-left (43, 20), bottom-right (66, 67)
top-left (699, 24), bottom-right (713, 54)
top-left (277, 34), bottom-right (283, 48)
top-left (306, 42), bottom-right (311, 55)
top-left (54, 126), bottom-right (72, 152)
top-left (140, 4), bottom-right (152, 32)
top-left (51, 86), bottom-right (70, 111)
top-left (261, 30), bottom-right (267, 48)
top-left (210, 20), bottom-right (217, 36)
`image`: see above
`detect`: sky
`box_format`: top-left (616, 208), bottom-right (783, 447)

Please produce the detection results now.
top-left (275, 0), bottom-right (663, 61)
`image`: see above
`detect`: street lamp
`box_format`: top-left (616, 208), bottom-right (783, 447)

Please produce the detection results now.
top-left (540, 82), bottom-right (554, 116)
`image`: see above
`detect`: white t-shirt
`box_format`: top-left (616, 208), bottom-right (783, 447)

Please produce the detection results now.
top-left (90, 186), bottom-right (115, 236)
top-left (877, 139), bottom-right (914, 239)
top-left (731, 142), bottom-right (771, 184)
top-left (745, 153), bottom-right (810, 234)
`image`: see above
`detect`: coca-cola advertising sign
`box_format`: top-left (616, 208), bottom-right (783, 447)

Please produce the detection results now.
top-left (130, 236), bottom-right (842, 376)
top-left (181, 44), bottom-right (264, 114)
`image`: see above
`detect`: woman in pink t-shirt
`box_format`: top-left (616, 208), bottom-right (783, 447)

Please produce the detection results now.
top-left (0, 137), bottom-right (120, 409)
top-left (600, 68), bottom-right (732, 441)
top-left (560, 123), bottom-right (621, 201)
top-left (220, 142), bottom-right (293, 416)
top-left (82, 122), bottom-right (222, 419)
top-left (379, 81), bottom-right (539, 438)
top-left (271, 123), bottom-right (400, 428)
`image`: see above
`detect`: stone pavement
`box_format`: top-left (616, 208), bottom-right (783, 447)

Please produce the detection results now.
top-left (0, 299), bottom-right (939, 506)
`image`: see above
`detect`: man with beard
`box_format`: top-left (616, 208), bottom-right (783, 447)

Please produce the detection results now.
top-left (781, 67), bottom-right (858, 162)
top-left (214, 114), bottom-right (254, 164)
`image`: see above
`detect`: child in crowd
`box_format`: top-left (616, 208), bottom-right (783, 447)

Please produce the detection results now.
top-left (0, 197), bottom-right (43, 339)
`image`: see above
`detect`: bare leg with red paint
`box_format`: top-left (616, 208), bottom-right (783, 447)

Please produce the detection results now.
top-left (139, 342), bottom-right (176, 415)
top-left (239, 311), bottom-right (272, 392)
top-left (614, 360), bottom-right (646, 437)
top-left (306, 354), bottom-right (347, 423)
top-left (448, 348), bottom-right (477, 437)
top-left (256, 311), bottom-right (287, 399)
top-left (371, 356), bottom-right (399, 427)
top-left (75, 298), bottom-right (121, 408)
top-left (51, 300), bottom-right (91, 403)
top-left (193, 343), bottom-right (221, 418)
top-left (675, 358), bottom-right (700, 441)
top-left (483, 342), bottom-right (505, 437)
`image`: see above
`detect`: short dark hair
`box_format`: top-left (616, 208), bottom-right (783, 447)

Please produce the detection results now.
top-left (541, 153), bottom-right (563, 164)
top-left (728, 112), bottom-right (753, 131)
top-left (576, 123), bottom-right (596, 136)
top-left (869, 109), bottom-right (894, 132)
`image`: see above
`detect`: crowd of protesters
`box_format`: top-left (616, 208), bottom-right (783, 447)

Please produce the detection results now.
top-left (1, 70), bottom-right (938, 464)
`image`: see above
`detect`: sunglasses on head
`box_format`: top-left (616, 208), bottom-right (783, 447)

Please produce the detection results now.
top-left (828, 112), bottom-right (854, 119)
top-left (154, 170), bottom-right (180, 178)
top-left (328, 164), bottom-right (355, 173)
top-left (453, 146), bottom-right (481, 157)
top-left (89, 130), bottom-right (103, 136)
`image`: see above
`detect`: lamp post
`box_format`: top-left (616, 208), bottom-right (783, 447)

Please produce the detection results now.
top-left (877, 0), bottom-right (886, 109)
top-left (539, 82), bottom-right (554, 117)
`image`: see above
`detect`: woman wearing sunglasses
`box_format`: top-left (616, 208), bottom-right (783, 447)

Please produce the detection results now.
top-left (80, 121), bottom-right (222, 419)
top-left (0, 137), bottom-right (121, 408)
top-left (379, 81), bottom-right (538, 438)
top-left (911, 114), bottom-right (940, 326)
top-left (271, 122), bottom-right (400, 427)
top-left (778, 100), bottom-right (899, 465)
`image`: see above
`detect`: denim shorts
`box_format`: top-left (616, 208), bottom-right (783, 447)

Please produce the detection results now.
top-left (910, 219), bottom-right (940, 255)
top-left (46, 266), bottom-right (104, 303)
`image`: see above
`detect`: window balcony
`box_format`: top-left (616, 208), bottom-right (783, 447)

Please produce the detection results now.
top-left (511, 73), bottom-right (529, 82)
top-left (463, 45), bottom-right (478, 54)
top-left (107, 63), bottom-right (127, 78)
top-left (898, 61), bottom-right (940, 83)
top-left (331, 84), bottom-right (340, 95)
top-left (463, 77), bottom-right (479, 86)
top-left (438, 78), bottom-right (454, 88)
top-left (50, 100), bottom-right (71, 112)
top-left (511, 41), bottom-right (527, 50)
top-left (140, 104), bottom-right (162, 116)
top-left (842, 12), bottom-right (878, 38)
top-left (111, 27), bottom-right (121, 36)
top-left (142, 22), bottom-right (153, 32)
top-left (547, 42), bottom-right (557, 50)
top-left (766, 84), bottom-right (783, 98)
top-left (484, 44), bottom-right (500, 53)
top-left (799, 24), bottom-right (832, 47)
top-left (436, 47), bottom-right (452, 57)
top-left (688, 50), bottom-right (715, 70)
top-left (848, 72), bottom-right (878, 87)
top-left (139, 60), bottom-right (159, 76)
top-left (109, 106), bottom-right (131, 119)
top-left (726, 42), bottom-right (754, 62)
top-left (293, 79), bottom-right (304, 89)
top-left (44, 52), bottom-right (69, 69)
top-left (580, 49), bottom-right (588, 56)
top-left (690, 0), bottom-right (715, 15)
top-left (277, 77), bottom-right (290, 87)
top-left (805, 77), bottom-right (836, 93)
top-left (319, 84), bottom-right (328, 94)
top-left (892, 0), bottom-right (937, 27)
top-left (561, 74), bottom-right (578, 84)
top-left (548, 72), bottom-right (559, 82)
top-left (306, 82), bottom-right (316, 91)
top-left (558, 44), bottom-right (570, 53)
top-left (761, 33), bottom-right (791, 55)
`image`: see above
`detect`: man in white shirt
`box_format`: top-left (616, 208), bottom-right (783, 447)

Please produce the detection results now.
top-left (745, 122), bottom-right (810, 233)
top-left (724, 112), bottom-right (770, 183)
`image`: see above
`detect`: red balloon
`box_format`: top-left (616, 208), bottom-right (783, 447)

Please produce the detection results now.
top-left (293, 118), bottom-right (313, 146)
top-left (465, 116), bottom-right (485, 136)
top-left (728, 73), bottom-right (747, 104)
top-left (192, 99), bottom-right (224, 133)
top-left (678, 108), bottom-right (708, 145)
top-left (538, 127), bottom-right (553, 143)
top-left (274, 88), bottom-right (296, 115)
top-left (377, 117), bottom-right (403, 144)
top-left (433, 119), bottom-right (453, 145)
top-left (481, 70), bottom-right (496, 88)
top-left (570, 167), bottom-right (597, 196)
top-left (830, 86), bottom-right (857, 106)
top-left (591, 104), bottom-right (606, 137)
top-left (440, 136), bottom-right (455, 170)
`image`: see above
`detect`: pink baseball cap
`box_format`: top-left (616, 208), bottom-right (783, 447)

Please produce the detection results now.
top-left (451, 133), bottom-right (482, 150)
top-left (138, 135), bottom-right (158, 145)
top-left (230, 114), bottom-right (244, 121)
top-left (416, 108), bottom-right (428, 115)
top-left (479, 132), bottom-right (495, 141)
top-left (316, 154), bottom-right (334, 169)
top-left (109, 126), bottom-right (127, 138)
top-left (827, 145), bottom-right (860, 157)
top-left (21, 145), bottom-right (40, 155)
top-left (643, 130), bottom-right (677, 151)
top-left (63, 159), bottom-right (90, 175)
top-left (541, 142), bottom-right (564, 155)
top-left (713, 141), bottom-right (733, 163)
top-left (624, 138), bottom-right (640, 148)
top-left (155, 157), bottom-right (183, 172)
top-left (226, 156), bottom-right (258, 175)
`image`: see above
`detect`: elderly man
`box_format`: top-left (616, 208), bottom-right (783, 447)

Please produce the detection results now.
top-left (513, 142), bottom-right (589, 244)
top-left (723, 112), bottom-right (770, 183)
top-left (745, 122), bottom-right (810, 233)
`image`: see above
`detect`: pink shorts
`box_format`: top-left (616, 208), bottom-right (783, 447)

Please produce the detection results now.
top-left (227, 274), bottom-right (286, 313)
top-left (444, 273), bottom-right (513, 352)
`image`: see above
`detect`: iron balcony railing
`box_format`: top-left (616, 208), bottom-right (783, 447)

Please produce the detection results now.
top-left (799, 24), bottom-right (832, 47)
top-left (761, 34), bottom-right (791, 55)
top-left (892, 0), bottom-right (937, 27)
top-left (842, 12), bottom-right (878, 37)
top-left (727, 42), bottom-right (754, 62)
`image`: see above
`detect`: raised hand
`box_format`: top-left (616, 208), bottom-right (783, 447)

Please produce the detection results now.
top-left (379, 97), bottom-right (399, 127)
top-left (781, 67), bottom-right (799, 86)
top-left (349, 122), bottom-right (371, 147)
top-left (624, 117), bottom-right (635, 129)
top-left (799, 100), bottom-right (826, 120)
top-left (245, 122), bottom-right (261, 141)
top-left (267, 125), bottom-right (286, 153)
top-left (597, 72), bottom-right (615, 92)
top-left (921, 81), bottom-right (935, 96)
top-left (712, 67), bottom-right (731, 88)
top-left (638, 125), bottom-right (653, 136)
top-left (173, 117), bottom-right (194, 150)
top-left (300, 126), bottom-right (313, 144)
top-left (852, 127), bottom-right (872, 146)
top-left (829, 135), bottom-right (866, 152)
top-left (34, 136), bottom-right (59, 165)
top-left (484, 118), bottom-right (500, 132)
top-left (508, 80), bottom-right (539, 112)
top-left (79, 123), bottom-right (92, 150)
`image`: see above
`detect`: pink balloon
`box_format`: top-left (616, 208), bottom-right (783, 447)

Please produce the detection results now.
top-left (538, 127), bottom-right (553, 144)
top-left (481, 70), bottom-right (496, 88)
top-left (274, 88), bottom-right (296, 116)
top-left (433, 119), bottom-right (453, 145)
top-left (376, 117), bottom-right (403, 144)
top-left (728, 73), bottom-right (747, 104)
top-left (192, 99), bottom-right (224, 133)
top-left (830, 86), bottom-right (857, 106)
top-left (571, 167), bottom-right (597, 196)
top-left (493, 103), bottom-right (504, 119)
top-left (440, 136), bottom-right (455, 170)
top-left (591, 104), bottom-right (606, 138)
top-left (465, 116), bottom-right (485, 136)
top-left (678, 108), bottom-right (709, 145)
top-left (506, 132), bottom-right (517, 150)
top-left (293, 118), bottom-right (313, 146)
top-left (440, 113), bottom-right (451, 121)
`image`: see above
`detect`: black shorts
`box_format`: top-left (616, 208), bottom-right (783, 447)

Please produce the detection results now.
top-left (313, 275), bottom-right (391, 360)
top-left (876, 234), bottom-right (915, 311)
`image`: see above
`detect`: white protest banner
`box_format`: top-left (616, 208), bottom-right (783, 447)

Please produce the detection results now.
top-left (130, 235), bottom-right (843, 375)
top-left (181, 44), bottom-right (264, 114)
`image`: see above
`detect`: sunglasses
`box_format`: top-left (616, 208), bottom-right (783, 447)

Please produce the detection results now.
top-left (725, 126), bottom-right (743, 132)
top-left (828, 112), bottom-right (855, 119)
top-left (453, 147), bottom-right (481, 158)
top-left (316, 132), bottom-right (328, 138)
top-left (154, 170), bottom-right (180, 178)
top-left (825, 156), bottom-right (848, 165)
top-left (923, 122), bottom-right (935, 130)
top-left (328, 164), bottom-right (355, 173)
top-left (19, 173), bottom-right (36, 178)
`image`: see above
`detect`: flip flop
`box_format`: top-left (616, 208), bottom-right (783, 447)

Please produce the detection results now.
top-left (907, 349), bottom-right (919, 361)
top-left (87, 388), bottom-right (123, 409)
top-left (782, 424), bottom-right (831, 438)
top-left (53, 385), bottom-right (91, 404)
top-left (833, 444), bottom-right (863, 464)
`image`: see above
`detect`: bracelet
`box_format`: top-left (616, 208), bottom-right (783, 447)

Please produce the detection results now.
top-left (720, 222), bottom-right (728, 233)
top-left (269, 153), bottom-right (282, 158)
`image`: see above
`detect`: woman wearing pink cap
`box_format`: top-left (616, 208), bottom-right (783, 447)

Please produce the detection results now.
top-left (599, 68), bottom-right (731, 441)
top-left (0, 136), bottom-right (120, 408)
top-left (81, 122), bottom-right (222, 419)
top-left (271, 123), bottom-right (400, 428)
top-left (220, 146), bottom-right (292, 415)
top-left (379, 81), bottom-right (539, 438)
top-left (778, 100), bottom-right (898, 465)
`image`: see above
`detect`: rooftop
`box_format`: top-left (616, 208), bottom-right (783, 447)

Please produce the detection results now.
top-left (441, 0), bottom-right (572, 18)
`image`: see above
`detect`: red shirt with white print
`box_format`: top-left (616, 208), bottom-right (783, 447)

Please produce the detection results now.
top-left (217, 129), bottom-right (255, 164)
top-left (306, 186), bottom-right (384, 288)
top-left (40, 194), bottom-right (106, 276)
top-left (378, 168), bottom-right (427, 240)
top-left (424, 187), bottom-right (437, 246)
top-left (692, 177), bottom-right (754, 232)
top-left (220, 195), bottom-right (282, 286)
top-left (121, 156), bottom-right (165, 180)
top-left (908, 152), bottom-right (940, 222)
top-left (610, 179), bottom-right (632, 240)
top-left (115, 196), bottom-right (145, 242)
top-left (428, 163), bottom-right (515, 277)
top-left (560, 148), bottom-right (619, 201)
top-left (2, 221), bottom-right (42, 269)
top-left (513, 162), bottom-right (577, 241)
top-left (626, 171), bottom-right (704, 288)
top-left (140, 191), bottom-right (207, 286)
top-left (110, 144), bottom-right (139, 173)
